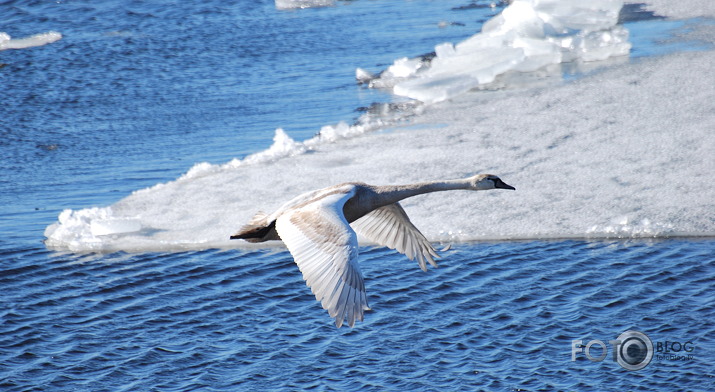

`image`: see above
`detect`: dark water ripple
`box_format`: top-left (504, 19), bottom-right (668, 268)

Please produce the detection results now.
top-left (1, 239), bottom-right (713, 391)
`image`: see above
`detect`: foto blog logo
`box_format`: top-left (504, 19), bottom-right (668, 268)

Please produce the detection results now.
top-left (571, 330), bottom-right (654, 371)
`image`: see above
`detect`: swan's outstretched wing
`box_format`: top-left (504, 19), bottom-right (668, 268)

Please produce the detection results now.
top-left (351, 203), bottom-right (439, 271)
top-left (274, 187), bottom-right (370, 328)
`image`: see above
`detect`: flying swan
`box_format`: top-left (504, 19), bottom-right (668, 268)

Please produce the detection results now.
top-left (230, 174), bottom-right (515, 327)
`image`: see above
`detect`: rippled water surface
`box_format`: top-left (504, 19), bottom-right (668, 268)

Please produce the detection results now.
top-left (1, 240), bottom-right (714, 391)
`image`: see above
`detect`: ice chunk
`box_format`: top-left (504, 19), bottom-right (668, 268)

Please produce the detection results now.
top-left (242, 128), bottom-right (307, 164)
top-left (434, 43), bottom-right (456, 59)
top-left (355, 67), bottom-right (375, 84)
top-left (365, 0), bottom-right (631, 103)
top-left (455, 34), bottom-right (508, 54)
top-left (510, 37), bottom-right (560, 71)
top-left (312, 121), bottom-right (365, 143)
top-left (394, 47), bottom-right (525, 103)
top-left (44, 207), bottom-right (138, 252)
top-left (489, 0), bottom-right (546, 39)
top-left (90, 218), bottom-right (142, 236)
top-left (572, 26), bottom-right (631, 62)
top-left (534, 0), bottom-right (623, 33)
top-left (0, 31), bottom-right (62, 51)
top-left (394, 74), bottom-right (477, 105)
top-left (385, 57), bottom-right (425, 79)
top-left (274, 0), bottom-right (334, 10)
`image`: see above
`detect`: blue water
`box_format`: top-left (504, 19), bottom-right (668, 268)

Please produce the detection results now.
top-left (2, 241), bottom-right (714, 390)
top-left (2, 0), bottom-right (714, 390)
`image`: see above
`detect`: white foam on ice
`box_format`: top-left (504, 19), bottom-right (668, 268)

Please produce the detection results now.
top-left (44, 2), bottom-right (715, 253)
top-left (0, 31), bottom-right (62, 51)
top-left (368, 0), bottom-right (631, 103)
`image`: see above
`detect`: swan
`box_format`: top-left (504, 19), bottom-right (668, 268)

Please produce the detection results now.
top-left (230, 173), bottom-right (515, 327)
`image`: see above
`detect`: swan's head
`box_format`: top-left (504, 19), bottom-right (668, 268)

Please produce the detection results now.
top-left (469, 174), bottom-right (515, 191)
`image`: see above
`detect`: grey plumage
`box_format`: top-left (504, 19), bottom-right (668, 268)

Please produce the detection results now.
top-left (231, 174), bottom-right (514, 327)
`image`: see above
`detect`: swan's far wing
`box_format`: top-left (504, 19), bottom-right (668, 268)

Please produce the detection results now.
top-left (351, 203), bottom-right (439, 271)
top-left (275, 189), bottom-right (369, 328)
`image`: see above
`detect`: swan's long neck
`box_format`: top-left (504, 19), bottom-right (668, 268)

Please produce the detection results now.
top-left (372, 178), bottom-right (473, 207)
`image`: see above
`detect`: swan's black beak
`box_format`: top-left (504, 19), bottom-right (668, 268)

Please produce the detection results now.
top-left (495, 179), bottom-right (515, 190)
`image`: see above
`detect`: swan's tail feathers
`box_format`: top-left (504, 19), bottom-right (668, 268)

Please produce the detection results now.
top-left (229, 212), bottom-right (277, 243)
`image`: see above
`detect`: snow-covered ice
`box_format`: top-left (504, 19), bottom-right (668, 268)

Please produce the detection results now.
top-left (44, 0), bottom-right (715, 252)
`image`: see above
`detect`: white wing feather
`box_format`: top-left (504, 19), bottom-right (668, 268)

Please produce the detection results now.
top-left (274, 186), bottom-right (370, 328)
top-left (351, 203), bottom-right (439, 271)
